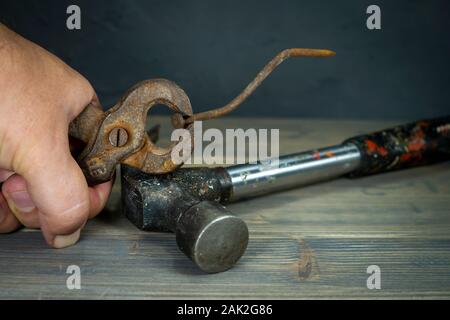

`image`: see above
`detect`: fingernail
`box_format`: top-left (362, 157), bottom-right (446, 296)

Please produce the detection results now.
top-left (53, 228), bottom-right (81, 249)
top-left (8, 191), bottom-right (36, 213)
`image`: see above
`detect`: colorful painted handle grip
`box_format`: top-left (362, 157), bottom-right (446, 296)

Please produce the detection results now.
top-left (344, 116), bottom-right (450, 177)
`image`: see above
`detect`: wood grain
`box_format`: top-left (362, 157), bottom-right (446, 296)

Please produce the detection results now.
top-left (0, 117), bottom-right (449, 299)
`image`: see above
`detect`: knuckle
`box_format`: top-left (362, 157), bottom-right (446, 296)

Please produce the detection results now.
top-left (65, 76), bottom-right (95, 118)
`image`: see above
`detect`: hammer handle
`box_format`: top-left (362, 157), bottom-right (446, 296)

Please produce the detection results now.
top-left (345, 116), bottom-right (450, 177)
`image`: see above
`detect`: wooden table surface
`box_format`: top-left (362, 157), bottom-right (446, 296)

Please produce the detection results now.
top-left (1, 116), bottom-right (449, 299)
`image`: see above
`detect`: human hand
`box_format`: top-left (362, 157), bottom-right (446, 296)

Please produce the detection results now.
top-left (0, 24), bottom-right (113, 248)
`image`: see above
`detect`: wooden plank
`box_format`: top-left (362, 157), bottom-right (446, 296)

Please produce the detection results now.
top-left (0, 117), bottom-right (449, 299)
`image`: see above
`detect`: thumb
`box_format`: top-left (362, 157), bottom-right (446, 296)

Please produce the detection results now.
top-left (18, 136), bottom-right (90, 248)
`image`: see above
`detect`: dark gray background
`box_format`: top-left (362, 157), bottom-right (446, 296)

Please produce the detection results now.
top-left (0, 0), bottom-right (449, 120)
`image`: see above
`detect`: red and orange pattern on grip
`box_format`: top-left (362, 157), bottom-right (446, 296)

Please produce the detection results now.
top-left (344, 116), bottom-right (450, 177)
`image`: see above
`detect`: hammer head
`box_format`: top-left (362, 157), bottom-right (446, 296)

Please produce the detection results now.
top-left (121, 165), bottom-right (249, 273)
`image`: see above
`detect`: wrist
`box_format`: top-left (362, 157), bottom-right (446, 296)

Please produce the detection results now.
top-left (0, 23), bottom-right (13, 54)
top-left (0, 23), bottom-right (8, 47)
top-left (0, 24), bottom-right (16, 88)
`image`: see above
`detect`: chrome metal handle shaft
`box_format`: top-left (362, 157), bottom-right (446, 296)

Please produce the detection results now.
top-left (226, 143), bottom-right (361, 201)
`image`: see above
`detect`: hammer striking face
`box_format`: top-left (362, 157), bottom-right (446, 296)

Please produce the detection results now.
top-left (121, 165), bottom-right (249, 273)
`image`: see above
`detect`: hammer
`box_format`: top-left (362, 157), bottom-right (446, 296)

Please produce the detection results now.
top-left (121, 116), bottom-right (450, 273)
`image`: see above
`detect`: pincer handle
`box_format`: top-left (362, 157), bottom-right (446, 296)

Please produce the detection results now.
top-left (344, 116), bottom-right (450, 177)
